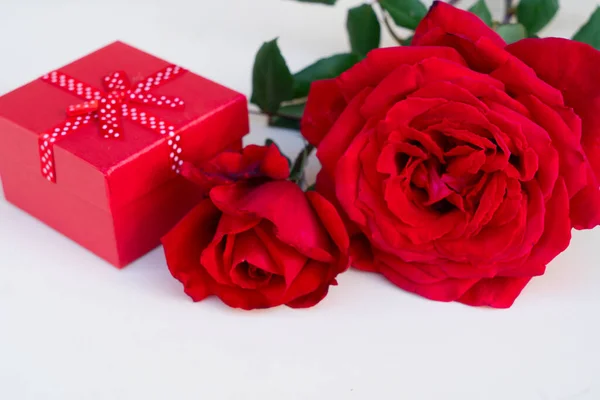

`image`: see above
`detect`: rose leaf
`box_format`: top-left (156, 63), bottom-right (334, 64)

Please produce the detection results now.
top-left (268, 116), bottom-right (301, 131)
top-left (292, 53), bottom-right (360, 98)
top-left (469, 0), bottom-right (493, 27)
top-left (251, 38), bottom-right (294, 114)
top-left (516, 0), bottom-right (559, 35)
top-left (347, 4), bottom-right (381, 58)
top-left (573, 6), bottom-right (600, 50)
top-left (496, 23), bottom-right (527, 44)
top-left (379, 0), bottom-right (428, 30)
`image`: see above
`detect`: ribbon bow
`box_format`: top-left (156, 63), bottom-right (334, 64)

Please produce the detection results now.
top-left (39, 64), bottom-right (187, 182)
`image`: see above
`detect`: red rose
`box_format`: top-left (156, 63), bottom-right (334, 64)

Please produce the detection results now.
top-left (162, 144), bottom-right (350, 310)
top-left (301, 2), bottom-right (600, 308)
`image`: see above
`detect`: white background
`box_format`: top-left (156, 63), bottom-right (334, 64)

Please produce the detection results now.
top-left (1, 0), bottom-right (599, 399)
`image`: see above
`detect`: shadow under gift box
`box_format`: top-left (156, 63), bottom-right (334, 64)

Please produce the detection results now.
top-left (0, 41), bottom-right (248, 268)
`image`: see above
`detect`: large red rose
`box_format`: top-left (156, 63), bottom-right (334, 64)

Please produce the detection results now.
top-left (301, 1), bottom-right (600, 308)
top-left (162, 145), bottom-right (350, 310)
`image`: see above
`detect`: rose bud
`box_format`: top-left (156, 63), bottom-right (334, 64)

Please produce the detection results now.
top-left (162, 144), bottom-right (350, 310)
top-left (301, 2), bottom-right (600, 308)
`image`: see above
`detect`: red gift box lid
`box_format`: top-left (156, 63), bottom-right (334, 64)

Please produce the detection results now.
top-left (0, 41), bottom-right (248, 212)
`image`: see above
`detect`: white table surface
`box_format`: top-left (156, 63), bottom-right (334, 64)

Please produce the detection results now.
top-left (1, 1), bottom-right (599, 399)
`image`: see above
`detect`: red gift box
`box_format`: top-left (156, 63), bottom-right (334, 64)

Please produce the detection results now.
top-left (0, 41), bottom-right (249, 268)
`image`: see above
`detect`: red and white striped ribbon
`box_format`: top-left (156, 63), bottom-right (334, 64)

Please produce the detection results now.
top-left (39, 64), bottom-right (187, 182)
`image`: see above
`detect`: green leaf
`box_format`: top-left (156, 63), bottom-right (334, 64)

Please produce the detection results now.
top-left (516, 0), bottom-right (559, 35)
top-left (573, 6), bottom-right (600, 49)
top-left (293, 53), bottom-right (360, 98)
top-left (495, 23), bottom-right (527, 44)
top-left (379, 0), bottom-right (428, 30)
top-left (278, 103), bottom-right (306, 120)
top-left (268, 116), bottom-right (301, 131)
top-left (267, 102), bottom-right (304, 130)
top-left (250, 39), bottom-right (294, 114)
top-left (469, 0), bottom-right (493, 26)
top-left (294, 0), bottom-right (336, 4)
top-left (347, 4), bottom-right (381, 57)
top-left (306, 183), bottom-right (316, 191)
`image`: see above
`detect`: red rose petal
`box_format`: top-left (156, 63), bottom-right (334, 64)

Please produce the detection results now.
top-left (487, 106), bottom-right (559, 198)
top-left (199, 213), bottom-right (261, 285)
top-left (422, 165), bottom-right (455, 206)
top-left (335, 129), bottom-right (370, 227)
top-left (446, 150), bottom-right (486, 177)
top-left (488, 178), bottom-right (523, 227)
top-left (413, 1), bottom-right (505, 49)
top-left (179, 268), bottom-right (213, 303)
top-left (337, 46), bottom-right (466, 100)
top-left (213, 212), bottom-right (262, 237)
top-left (501, 262), bottom-right (546, 278)
top-left (409, 80), bottom-right (487, 111)
top-left (570, 179), bottom-right (600, 229)
top-left (434, 126), bottom-right (496, 151)
top-left (315, 170), bottom-right (361, 234)
top-left (377, 249), bottom-right (510, 282)
top-left (410, 101), bottom-right (492, 133)
top-left (375, 251), bottom-right (447, 284)
top-left (161, 199), bottom-right (221, 302)
top-left (360, 64), bottom-right (419, 118)
top-left (317, 88), bottom-right (371, 178)
top-left (301, 79), bottom-right (347, 147)
top-left (200, 238), bottom-right (234, 286)
top-left (212, 284), bottom-right (275, 310)
top-left (379, 262), bottom-right (479, 303)
top-left (419, 56), bottom-right (504, 91)
top-left (286, 283), bottom-right (331, 309)
top-left (385, 97), bottom-right (446, 129)
top-left (257, 144), bottom-right (291, 180)
top-left (520, 95), bottom-right (588, 198)
top-left (507, 38), bottom-right (600, 184)
top-left (231, 231), bottom-right (281, 276)
top-left (229, 263), bottom-right (271, 290)
top-left (389, 125), bottom-right (445, 162)
top-left (358, 129), bottom-right (387, 187)
top-left (210, 181), bottom-right (335, 263)
top-left (436, 194), bottom-right (528, 264)
top-left (181, 144), bottom-right (290, 190)
top-left (493, 181), bottom-right (545, 265)
top-left (467, 172), bottom-right (507, 235)
top-left (349, 233), bottom-right (377, 272)
top-left (455, 76), bottom-right (529, 115)
top-left (306, 191), bottom-right (350, 255)
top-left (508, 38), bottom-right (600, 229)
top-left (457, 276), bottom-right (532, 308)
top-left (253, 223), bottom-right (308, 287)
top-left (284, 259), bottom-right (330, 306)
top-left (490, 56), bottom-right (564, 107)
top-left (380, 177), bottom-right (461, 243)
top-left (527, 178), bottom-right (572, 267)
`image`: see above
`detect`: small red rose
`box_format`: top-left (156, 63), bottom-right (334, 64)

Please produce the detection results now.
top-left (301, 2), bottom-right (600, 307)
top-left (162, 144), bottom-right (350, 310)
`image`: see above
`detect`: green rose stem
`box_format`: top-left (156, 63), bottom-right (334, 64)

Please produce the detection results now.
top-left (504, 0), bottom-right (515, 23)
top-left (290, 142), bottom-right (315, 190)
top-left (381, 9), bottom-right (405, 45)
